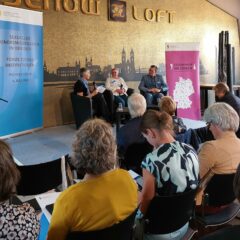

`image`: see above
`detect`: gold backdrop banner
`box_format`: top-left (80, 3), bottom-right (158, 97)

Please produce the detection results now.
top-left (0, 0), bottom-right (239, 127)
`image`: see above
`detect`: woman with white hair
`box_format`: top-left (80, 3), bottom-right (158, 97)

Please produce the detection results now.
top-left (198, 102), bottom-right (240, 179)
top-left (117, 93), bottom-right (147, 155)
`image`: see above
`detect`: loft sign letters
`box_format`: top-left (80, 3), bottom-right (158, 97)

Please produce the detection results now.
top-left (1, 0), bottom-right (176, 23)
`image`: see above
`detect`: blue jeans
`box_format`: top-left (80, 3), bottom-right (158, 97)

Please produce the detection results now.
top-left (114, 95), bottom-right (128, 107)
top-left (144, 92), bottom-right (164, 106)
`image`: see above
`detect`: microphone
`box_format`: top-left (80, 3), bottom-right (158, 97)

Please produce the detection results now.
top-left (93, 81), bottom-right (96, 90)
top-left (0, 98), bottom-right (8, 103)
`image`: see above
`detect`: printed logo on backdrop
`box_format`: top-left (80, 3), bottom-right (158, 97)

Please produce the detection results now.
top-left (109, 0), bottom-right (127, 22)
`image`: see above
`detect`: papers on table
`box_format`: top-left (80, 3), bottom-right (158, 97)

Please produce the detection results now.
top-left (182, 118), bottom-right (206, 130)
top-left (97, 85), bottom-right (106, 93)
top-left (35, 192), bottom-right (61, 222)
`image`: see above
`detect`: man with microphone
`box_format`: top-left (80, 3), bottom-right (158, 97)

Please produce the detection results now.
top-left (138, 65), bottom-right (168, 106)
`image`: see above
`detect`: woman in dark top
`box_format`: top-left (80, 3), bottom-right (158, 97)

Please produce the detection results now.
top-left (0, 140), bottom-right (40, 239)
top-left (74, 67), bottom-right (109, 121)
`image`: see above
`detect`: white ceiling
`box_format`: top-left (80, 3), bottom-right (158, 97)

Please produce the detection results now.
top-left (207, 0), bottom-right (240, 21)
top-left (207, 0), bottom-right (240, 40)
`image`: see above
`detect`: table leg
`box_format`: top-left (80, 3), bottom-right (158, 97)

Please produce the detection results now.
top-left (204, 89), bottom-right (209, 109)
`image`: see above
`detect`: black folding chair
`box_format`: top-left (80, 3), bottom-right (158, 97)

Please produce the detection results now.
top-left (70, 92), bottom-right (93, 129)
top-left (196, 174), bottom-right (240, 228)
top-left (123, 141), bottom-right (153, 175)
top-left (144, 188), bottom-right (198, 238)
top-left (66, 209), bottom-right (137, 240)
top-left (199, 225), bottom-right (240, 240)
top-left (17, 156), bottom-right (69, 195)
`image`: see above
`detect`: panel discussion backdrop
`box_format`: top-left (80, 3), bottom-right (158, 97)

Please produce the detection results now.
top-left (165, 42), bottom-right (201, 120)
top-left (0, 6), bottom-right (43, 137)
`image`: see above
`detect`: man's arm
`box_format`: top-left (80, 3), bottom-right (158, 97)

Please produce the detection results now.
top-left (138, 76), bottom-right (149, 93)
top-left (120, 78), bottom-right (128, 94)
top-left (159, 75), bottom-right (168, 93)
top-left (105, 78), bottom-right (116, 92)
top-left (74, 80), bottom-right (90, 97)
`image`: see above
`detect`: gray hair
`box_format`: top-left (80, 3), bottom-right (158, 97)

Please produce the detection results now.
top-left (204, 102), bottom-right (239, 132)
top-left (72, 118), bottom-right (117, 175)
top-left (128, 93), bottom-right (147, 118)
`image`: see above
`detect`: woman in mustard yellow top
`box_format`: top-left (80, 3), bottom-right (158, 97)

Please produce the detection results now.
top-left (47, 119), bottom-right (138, 240)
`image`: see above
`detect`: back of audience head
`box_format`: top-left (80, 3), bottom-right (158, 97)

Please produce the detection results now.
top-left (128, 93), bottom-right (146, 118)
top-left (72, 118), bottom-right (117, 175)
top-left (140, 110), bottom-right (173, 135)
top-left (159, 96), bottom-right (176, 116)
top-left (204, 102), bottom-right (239, 133)
top-left (214, 82), bottom-right (229, 99)
top-left (0, 140), bottom-right (20, 202)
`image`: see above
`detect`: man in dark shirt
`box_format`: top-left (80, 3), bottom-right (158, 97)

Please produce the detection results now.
top-left (117, 93), bottom-right (147, 155)
top-left (214, 82), bottom-right (240, 116)
top-left (74, 68), bottom-right (109, 121)
top-left (138, 65), bottom-right (168, 106)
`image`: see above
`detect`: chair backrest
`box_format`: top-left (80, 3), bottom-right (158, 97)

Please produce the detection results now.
top-left (204, 173), bottom-right (236, 207)
top-left (199, 225), bottom-right (240, 240)
top-left (17, 156), bottom-right (67, 195)
top-left (144, 188), bottom-right (197, 234)
top-left (124, 141), bottom-right (153, 175)
top-left (66, 209), bottom-right (137, 240)
top-left (70, 92), bottom-right (92, 129)
top-left (102, 89), bottom-right (114, 117)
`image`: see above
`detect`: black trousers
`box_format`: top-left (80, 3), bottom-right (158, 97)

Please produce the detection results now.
top-left (92, 93), bottom-right (110, 122)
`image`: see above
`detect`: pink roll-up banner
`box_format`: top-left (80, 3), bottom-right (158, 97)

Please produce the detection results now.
top-left (165, 43), bottom-right (201, 120)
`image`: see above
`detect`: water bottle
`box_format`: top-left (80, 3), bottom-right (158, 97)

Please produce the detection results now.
top-left (118, 103), bottom-right (123, 111)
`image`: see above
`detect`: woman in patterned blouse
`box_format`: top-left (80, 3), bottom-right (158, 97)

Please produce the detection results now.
top-left (138, 110), bottom-right (199, 240)
top-left (0, 140), bottom-right (40, 240)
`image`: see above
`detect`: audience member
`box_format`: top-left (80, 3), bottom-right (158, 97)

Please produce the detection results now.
top-left (138, 65), bottom-right (168, 106)
top-left (198, 103), bottom-right (240, 179)
top-left (159, 96), bottom-right (186, 134)
top-left (0, 140), bottom-right (40, 239)
top-left (137, 110), bottom-right (199, 240)
top-left (47, 119), bottom-right (138, 240)
top-left (214, 82), bottom-right (240, 116)
top-left (106, 68), bottom-right (128, 107)
top-left (117, 93), bottom-right (147, 156)
top-left (73, 68), bottom-right (110, 121)
top-left (233, 164), bottom-right (240, 202)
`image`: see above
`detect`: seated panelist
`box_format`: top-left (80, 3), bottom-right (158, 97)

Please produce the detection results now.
top-left (138, 65), bottom-right (168, 106)
top-left (106, 68), bottom-right (128, 107)
top-left (73, 68), bottom-right (109, 121)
